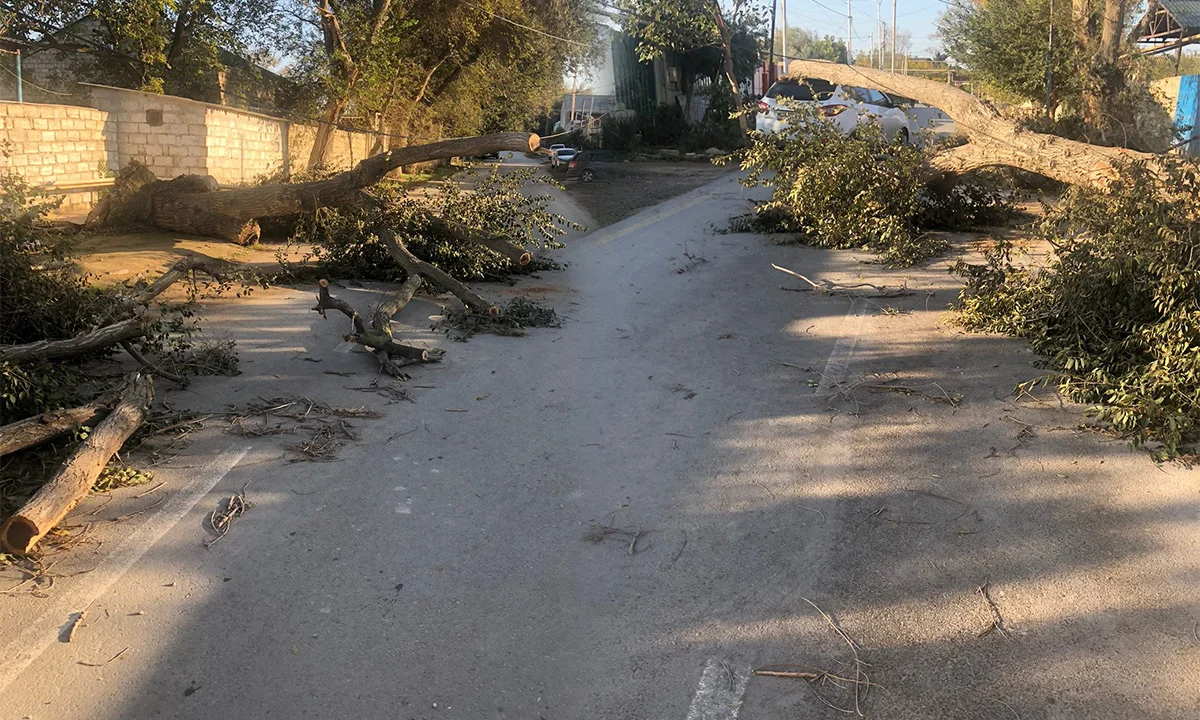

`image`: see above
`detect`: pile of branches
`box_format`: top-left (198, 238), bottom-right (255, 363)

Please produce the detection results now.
top-left (955, 161), bottom-right (1200, 457)
top-left (728, 103), bottom-right (1013, 267)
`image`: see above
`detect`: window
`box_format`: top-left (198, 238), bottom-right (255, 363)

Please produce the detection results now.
top-left (765, 79), bottom-right (836, 101)
top-left (145, 109), bottom-right (163, 127)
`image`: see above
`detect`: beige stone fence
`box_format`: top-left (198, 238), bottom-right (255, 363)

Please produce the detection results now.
top-left (0, 84), bottom-right (380, 215)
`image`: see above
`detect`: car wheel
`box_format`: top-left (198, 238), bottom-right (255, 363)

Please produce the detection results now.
top-left (897, 127), bottom-right (910, 145)
top-left (580, 169), bottom-right (595, 183)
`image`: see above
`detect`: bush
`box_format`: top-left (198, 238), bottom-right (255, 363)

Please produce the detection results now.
top-left (602, 116), bottom-right (642, 152)
top-left (1, 173), bottom-right (229, 423)
top-left (955, 161), bottom-right (1200, 456)
top-left (731, 107), bottom-right (1013, 266)
top-left (281, 167), bottom-right (580, 282)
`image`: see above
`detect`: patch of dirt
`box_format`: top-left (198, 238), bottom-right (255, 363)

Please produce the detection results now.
top-left (563, 161), bottom-right (733, 227)
top-left (70, 231), bottom-right (309, 290)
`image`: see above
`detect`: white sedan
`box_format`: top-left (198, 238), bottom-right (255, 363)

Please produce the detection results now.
top-left (550, 148), bottom-right (578, 167)
top-left (755, 77), bottom-right (911, 143)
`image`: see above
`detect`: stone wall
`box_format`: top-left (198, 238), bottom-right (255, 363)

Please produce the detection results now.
top-left (0, 101), bottom-right (116, 212)
top-left (0, 85), bottom-right (388, 216)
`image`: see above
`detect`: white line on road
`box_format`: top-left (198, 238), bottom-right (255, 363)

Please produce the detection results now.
top-left (685, 657), bottom-right (750, 720)
top-left (815, 299), bottom-right (867, 397)
top-left (0, 445), bottom-right (251, 697)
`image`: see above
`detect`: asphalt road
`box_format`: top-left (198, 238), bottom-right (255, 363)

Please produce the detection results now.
top-left (1, 174), bottom-right (1197, 719)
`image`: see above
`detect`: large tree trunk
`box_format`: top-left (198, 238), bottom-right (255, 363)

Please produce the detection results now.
top-left (86, 133), bottom-right (541, 243)
top-left (713, 5), bottom-right (749, 136)
top-left (1, 374), bottom-right (153, 555)
top-left (1099, 0), bottom-right (1127, 65)
top-left (783, 60), bottom-right (1160, 189)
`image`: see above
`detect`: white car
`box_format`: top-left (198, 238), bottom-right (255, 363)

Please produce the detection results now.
top-left (550, 148), bottom-right (578, 167)
top-left (755, 77), bottom-right (911, 143)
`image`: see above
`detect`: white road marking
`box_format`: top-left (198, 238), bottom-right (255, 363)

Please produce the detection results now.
top-left (335, 341), bottom-right (355, 353)
top-left (685, 657), bottom-right (750, 720)
top-left (0, 445), bottom-right (251, 697)
top-left (815, 299), bottom-right (868, 397)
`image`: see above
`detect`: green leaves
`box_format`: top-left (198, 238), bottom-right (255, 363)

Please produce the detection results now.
top-left (731, 108), bottom-right (1010, 267)
top-left (955, 160), bottom-right (1200, 457)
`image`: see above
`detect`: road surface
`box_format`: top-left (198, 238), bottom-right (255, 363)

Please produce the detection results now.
top-left (1, 174), bottom-right (1197, 719)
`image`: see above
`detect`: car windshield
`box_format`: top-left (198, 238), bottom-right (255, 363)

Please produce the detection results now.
top-left (765, 78), bottom-right (836, 101)
top-left (556, 149), bottom-right (575, 156)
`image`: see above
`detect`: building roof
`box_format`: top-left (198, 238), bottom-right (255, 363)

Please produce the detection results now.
top-left (561, 94), bottom-right (618, 115)
top-left (1159, 0), bottom-right (1200, 28)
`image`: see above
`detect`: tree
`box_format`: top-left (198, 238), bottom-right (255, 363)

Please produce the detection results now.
top-left (777, 27), bottom-right (847, 64)
top-left (938, 0), bottom-right (1076, 105)
top-left (1, 0), bottom-right (278, 97)
top-left (617, 0), bottom-right (765, 134)
top-left (272, 0), bottom-right (600, 167)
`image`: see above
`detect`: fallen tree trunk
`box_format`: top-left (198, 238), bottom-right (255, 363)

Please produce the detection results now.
top-left (376, 227), bottom-right (499, 317)
top-left (784, 60), bottom-right (1162, 190)
top-left (0, 400), bottom-right (112, 457)
top-left (426, 217), bottom-right (531, 266)
top-left (86, 133), bottom-right (541, 243)
top-left (1, 374), bottom-right (153, 555)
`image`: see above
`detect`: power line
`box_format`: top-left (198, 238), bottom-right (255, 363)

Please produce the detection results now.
top-left (460, 1), bottom-right (595, 47)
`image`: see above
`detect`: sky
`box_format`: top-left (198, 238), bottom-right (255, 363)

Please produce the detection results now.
top-left (775, 0), bottom-right (950, 58)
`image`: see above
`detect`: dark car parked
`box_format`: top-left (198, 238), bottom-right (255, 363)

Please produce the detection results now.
top-left (564, 149), bottom-right (621, 182)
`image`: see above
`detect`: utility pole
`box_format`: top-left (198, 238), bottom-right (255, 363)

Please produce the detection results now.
top-left (14, 49), bottom-right (22, 103)
top-left (768, 0), bottom-right (778, 83)
top-left (1045, 0), bottom-right (1054, 113)
top-left (847, 0), bottom-right (852, 64)
top-left (891, 0), bottom-right (897, 73)
top-left (781, 0), bottom-right (788, 72)
top-left (569, 74), bottom-right (578, 132)
top-left (877, 0), bottom-right (883, 69)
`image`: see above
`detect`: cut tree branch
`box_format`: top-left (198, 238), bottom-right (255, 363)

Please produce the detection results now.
top-left (376, 227), bottom-right (500, 316)
top-left (426, 217), bottom-right (531, 266)
top-left (1, 373), bottom-right (154, 555)
top-left (0, 400), bottom-right (112, 457)
top-left (784, 60), bottom-right (1163, 190)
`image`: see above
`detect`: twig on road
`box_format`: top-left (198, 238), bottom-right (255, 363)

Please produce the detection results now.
top-left (977, 582), bottom-right (1009, 638)
top-left (801, 597), bottom-right (872, 716)
top-left (772, 263), bottom-right (912, 298)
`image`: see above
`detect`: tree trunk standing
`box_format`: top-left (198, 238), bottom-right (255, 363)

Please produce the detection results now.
top-left (308, 86), bottom-right (357, 169)
top-left (783, 61), bottom-right (1162, 189)
top-left (713, 4), bottom-right (748, 135)
top-left (1098, 0), bottom-right (1126, 64)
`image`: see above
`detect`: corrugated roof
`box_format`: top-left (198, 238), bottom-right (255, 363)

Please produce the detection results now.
top-left (1161, 0), bottom-right (1200, 28)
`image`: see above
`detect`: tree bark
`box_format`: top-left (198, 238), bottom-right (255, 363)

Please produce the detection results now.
top-left (0, 318), bottom-right (144, 364)
top-left (713, 3), bottom-right (749, 135)
top-left (89, 133), bottom-right (541, 243)
top-left (312, 277), bottom-right (432, 372)
top-left (1099, 0), bottom-right (1126, 65)
top-left (783, 60), bottom-right (1160, 189)
top-left (0, 401), bottom-right (111, 457)
top-left (1, 374), bottom-right (153, 555)
top-left (376, 227), bottom-right (499, 316)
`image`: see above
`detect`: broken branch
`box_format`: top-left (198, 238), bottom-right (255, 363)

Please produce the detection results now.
top-left (1, 374), bottom-right (154, 555)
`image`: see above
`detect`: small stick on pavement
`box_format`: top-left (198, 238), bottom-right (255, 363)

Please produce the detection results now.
top-left (801, 597), bottom-right (869, 716)
top-left (77, 646), bottom-right (129, 667)
top-left (771, 263), bottom-right (912, 298)
top-left (977, 582), bottom-right (1009, 638)
top-left (67, 609), bottom-right (86, 642)
top-left (204, 482), bottom-right (251, 549)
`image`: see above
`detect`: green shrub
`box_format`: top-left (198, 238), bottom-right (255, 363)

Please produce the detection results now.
top-left (730, 106), bottom-right (1013, 266)
top-left (955, 161), bottom-right (1200, 456)
top-left (282, 167), bottom-right (580, 282)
